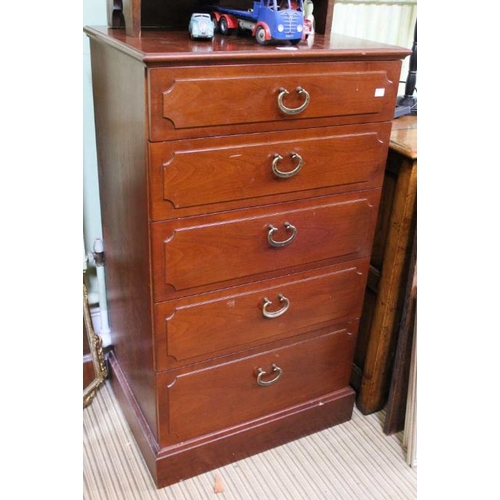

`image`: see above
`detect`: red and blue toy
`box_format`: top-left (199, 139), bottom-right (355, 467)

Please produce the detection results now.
top-left (210, 0), bottom-right (307, 45)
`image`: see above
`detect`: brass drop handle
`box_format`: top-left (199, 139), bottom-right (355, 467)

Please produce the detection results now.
top-left (267, 222), bottom-right (297, 247)
top-left (256, 364), bottom-right (283, 387)
top-left (272, 152), bottom-right (303, 179)
top-left (277, 86), bottom-right (310, 115)
top-left (262, 293), bottom-right (290, 318)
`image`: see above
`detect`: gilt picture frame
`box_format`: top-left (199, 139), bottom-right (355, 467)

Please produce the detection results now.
top-left (83, 283), bottom-right (108, 408)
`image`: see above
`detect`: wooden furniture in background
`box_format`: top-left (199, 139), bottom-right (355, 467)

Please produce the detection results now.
top-left (84, 25), bottom-right (409, 487)
top-left (384, 228), bottom-right (416, 434)
top-left (351, 115), bottom-right (417, 415)
top-left (107, 0), bottom-right (337, 36)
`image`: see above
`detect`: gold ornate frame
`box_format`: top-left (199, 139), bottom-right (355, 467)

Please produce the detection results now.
top-left (83, 283), bottom-right (108, 408)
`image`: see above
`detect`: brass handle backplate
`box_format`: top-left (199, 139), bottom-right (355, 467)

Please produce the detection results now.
top-left (256, 364), bottom-right (283, 387)
top-left (272, 152), bottom-right (303, 179)
top-left (267, 222), bottom-right (297, 247)
top-left (277, 86), bottom-right (310, 115)
top-left (262, 294), bottom-right (290, 318)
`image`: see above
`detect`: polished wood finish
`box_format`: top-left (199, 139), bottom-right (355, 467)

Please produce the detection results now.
top-left (152, 191), bottom-right (380, 300)
top-left (85, 26), bottom-right (409, 487)
top-left (158, 324), bottom-right (356, 445)
top-left (84, 26), bottom-right (410, 63)
top-left (150, 62), bottom-right (399, 141)
top-left (155, 260), bottom-right (368, 370)
top-left (314, 0), bottom-right (336, 35)
top-left (351, 115), bottom-right (417, 415)
top-left (149, 123), bottom-right (390, 220)
top-left (124, 0), bottom-right (141, 36)
top-left (88, 37), bottom-right (157, 430)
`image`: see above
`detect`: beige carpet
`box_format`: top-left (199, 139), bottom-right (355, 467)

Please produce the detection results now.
top-left (83, 382), bottom-right (417, 499)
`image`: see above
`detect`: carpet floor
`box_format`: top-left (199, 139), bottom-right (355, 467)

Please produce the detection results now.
top-left (83, 382), bottom-right (417, 499)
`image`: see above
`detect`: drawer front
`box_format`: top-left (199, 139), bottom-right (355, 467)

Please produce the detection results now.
top-left (149, 123), bottom-right (390, 220)
top-left (157, 325), bottom-right (358, 445)
top-left (148, 61), bottom-right (402, 141)
top-left (151, 190), bottom-right (381, 301)
top-left (154, 259), bottom-right (369, 370)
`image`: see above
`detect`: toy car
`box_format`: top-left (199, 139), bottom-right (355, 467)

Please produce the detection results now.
top-left (188, 13), bottom-right (215, 40)
top-left (211, 0), bottom-right (306, 46)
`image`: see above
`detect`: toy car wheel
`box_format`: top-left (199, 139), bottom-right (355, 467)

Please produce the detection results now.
top-left (255, 26), bottom-right (269, 45)
top-left (211, 15), bottom-right (219, 33)
top-left (219, 17), bottom-right (232, 35)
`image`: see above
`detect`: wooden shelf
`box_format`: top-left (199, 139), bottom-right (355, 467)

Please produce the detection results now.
top-left (109, 0), bottom-right (336, 37)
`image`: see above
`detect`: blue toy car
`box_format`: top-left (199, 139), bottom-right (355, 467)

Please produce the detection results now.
top-left (189, 13), bottom-right (215, 40)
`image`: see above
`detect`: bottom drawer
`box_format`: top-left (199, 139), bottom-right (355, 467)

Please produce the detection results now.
top-left (157, 323), bottom-right (357, 445)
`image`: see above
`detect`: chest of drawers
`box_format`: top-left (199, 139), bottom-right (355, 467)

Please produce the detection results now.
top-left (84, 26), bottom-right (409, 488)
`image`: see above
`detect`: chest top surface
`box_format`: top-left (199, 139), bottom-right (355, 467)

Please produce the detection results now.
top-left (83, 27), bottom-right (411, 65)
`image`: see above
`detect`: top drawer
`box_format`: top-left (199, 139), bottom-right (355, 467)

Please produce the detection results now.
top-left (148, 60), bottom-right (402, 141)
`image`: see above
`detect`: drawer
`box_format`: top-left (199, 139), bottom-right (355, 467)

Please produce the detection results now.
top-left (149, 122), bottom-right (391, 220)
top-left (157, 324), bottom-right (358, 445)
top-left (154, 259), bottom-right (369, 370)
top-left (151, 190), bottom-right (381, 301)
top-left (148, 61), bottom-right (402, 141)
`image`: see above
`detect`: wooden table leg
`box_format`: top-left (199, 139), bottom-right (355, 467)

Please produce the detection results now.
top-left (356, 155), bottom-right (417, 415)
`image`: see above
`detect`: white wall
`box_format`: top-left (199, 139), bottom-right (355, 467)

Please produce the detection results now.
top-left (331, 0), bottom-right (417, 96)
top-left (83, 0), bottom-right (108, 300)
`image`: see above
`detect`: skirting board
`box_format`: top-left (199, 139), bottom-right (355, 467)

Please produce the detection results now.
top-left (108, 350), bottom-right (356, 489)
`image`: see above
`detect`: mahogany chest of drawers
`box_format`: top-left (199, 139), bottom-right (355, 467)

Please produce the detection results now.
top-left (84, 26), bottom-right (409, 488)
